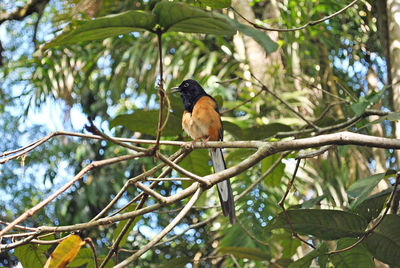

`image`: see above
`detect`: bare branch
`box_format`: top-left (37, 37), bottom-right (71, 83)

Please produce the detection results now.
top-left (0, 152), bottom-right (146, 237)
top-left (114, 187), bottom-right (203, 267)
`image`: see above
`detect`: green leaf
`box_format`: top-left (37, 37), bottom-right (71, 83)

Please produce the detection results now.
top-left (365, 214), bottom-right (400, 266)
top-left (15, 243), bottom-right (51, 268)
top-left (45, 10), bottom-right (156, 48)
top-left (331, 238), bottom-right (374, 268)
top-left (199, 0), bottom-right (231, 9)
top-left (242, 123), bottom-right (292, 140)
top-left (218, 247), bottom-right (270, 261)
top-left (288, 243), bottom-right (328, 268)
top-left (347, 170), bottom-right (396, 209)
top-left (153, 2), bottom-right (235, 35)
top-left (227, 18), bottom-right (279, 55)
top-left (266, 209), bottom-right (367, 240)
top-left (160, 256), bottom-right (192, 268)
top-left (179, 149), bottom-right (210, 177)
top-left (351, 100), bottom-right (369, 116)
top-left (223, 121), bottom-right (243, 139)
top-left (110, 110), bottom-right (181, 137)
top-left (68, 248), bottom-right (93, 267)
top-left (113, 204), bottom-right (139, 247)
top-left (214, 94), bottom-right (224, 109)
top-left (261, 154), bottom-right (285, 187)
top-left (353, 188), bottom-right (397, 222)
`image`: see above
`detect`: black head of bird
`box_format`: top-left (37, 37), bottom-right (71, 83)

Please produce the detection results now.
top-left (171, 79), bottom-right (208, 112)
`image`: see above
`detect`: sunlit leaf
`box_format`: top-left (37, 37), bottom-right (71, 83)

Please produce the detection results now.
top-left (199, 0), bottom-right (231, 9)
top-left (347, 170), bottom-right (396, 209)
top-left (44, 235), bottom-right (84, 268)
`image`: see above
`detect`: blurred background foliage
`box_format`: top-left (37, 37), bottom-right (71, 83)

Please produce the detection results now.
top-left (1, 0), bottom-right (399, 267)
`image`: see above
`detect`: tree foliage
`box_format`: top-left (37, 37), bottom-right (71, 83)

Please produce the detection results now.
top-left (1, 0), bottom-right (400, 267)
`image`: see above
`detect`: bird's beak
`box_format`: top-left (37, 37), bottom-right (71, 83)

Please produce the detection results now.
top-left (170, 86), bottom-right (181, 93)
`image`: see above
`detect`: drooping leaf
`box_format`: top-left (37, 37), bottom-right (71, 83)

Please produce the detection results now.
top-left (44, 10), bottom-right (156, 48)
top-left (199, 0), bottom-right (231, 9)
top-left (330, 238), bottom-right (374, 268)
top-left (261, 154), bottom-right (285, 187)
top-left (160, 256), bottom-right (192, 268)
top-left (364, 214), bottom-right (400, 266)
top-left (44, 235), bottom-right (84, 268)
top-left (223, 120), bottom-right (244, 139)
top-left (347, 170), bottom-right (396, 209)
top-left (113, 204), bottom-right (139, 247)
top-left (227, 18), bottom-right (279, 55)
top-left (218, 246), bottom-right (270, 261)
top-left (288, 243), bottom-right (328, 268)
top-left (351, 100), bottom-right (369, 116)
top-left (266, 209), bottom-right (367, 240)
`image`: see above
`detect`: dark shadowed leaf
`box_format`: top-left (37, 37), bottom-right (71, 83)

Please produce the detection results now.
top-left (218, 247), bottom-right (270, 261)
top-left (242, 123), bottom-right (292, 140)
top-left (179, 149), bottom-right (210, 177)
top-left (223, 121), bottom-right (243, 139)
top-left (365, 215), bottom-right (400, 267)
top-left (68, 248), bottom-right (93, 267)
top-left (266, 209), bottom-right (367, 240)
top-left (331, 238), bottom-right (374, 268)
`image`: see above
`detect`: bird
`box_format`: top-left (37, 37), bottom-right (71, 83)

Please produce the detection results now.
top-left (171, 79), bottom-right (235, 224)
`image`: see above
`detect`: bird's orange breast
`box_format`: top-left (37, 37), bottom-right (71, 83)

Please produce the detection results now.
top-left (182, 96), bottom-right (222, 141)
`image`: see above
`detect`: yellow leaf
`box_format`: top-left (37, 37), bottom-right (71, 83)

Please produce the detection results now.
top-left (44, 235), bottom-right (85, 268)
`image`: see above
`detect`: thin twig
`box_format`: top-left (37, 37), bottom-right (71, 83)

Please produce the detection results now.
top-left (296, 145), bottom-right (334, 159)
top-left (84, 237), bottom-right (99, 268)
top-left (278, 159), bottom-right (315, 248)
top-left (251, 74), bottom-right (320, 132)
top-left (221, 88), bottom-right (264, 115)
top-left (231, 0), bottom-right (359, 32)
top-left (114, 187), bottom-right (203, 267)
top-left (0, 153), bottom-right (146, 237)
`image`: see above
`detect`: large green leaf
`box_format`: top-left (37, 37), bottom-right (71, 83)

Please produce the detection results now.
top-left (353, 188), bottom-right (398, 222)
top-left (45, 2), bottom-right (236, 48)
top-left (45, 10), bottom-right (156, 48)
top-left (110, 110), bottom-right (181, 137)
top-left (331, 238), bottom-right (374, 268)
top-left (15, 243), bottom-right (51, 268)
top-left (153, 2), bottom-right (235, 35)
top-left (179, 149), bottom-right (210, 178)
top-left (266, 209), bottom-right (367, 240)
top-left (288, 243), bottom-right (328, 268)
top-left (347, 170), bottom-right (396, 209)
top-left (218, 247), bottom-right (270, 261)
top-left (364, 214), bottom-right (400, 267)
top-left (68, 248), bottom-right (94, 267)
top-left (242, 123), bottom-right (292, 140)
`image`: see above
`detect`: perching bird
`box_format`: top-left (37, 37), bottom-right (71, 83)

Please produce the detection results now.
top-left (171, 79), bottom-right (235, 224)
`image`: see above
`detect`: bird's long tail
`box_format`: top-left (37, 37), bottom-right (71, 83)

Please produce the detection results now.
top-left (209, 148), bottom-right (235, 224)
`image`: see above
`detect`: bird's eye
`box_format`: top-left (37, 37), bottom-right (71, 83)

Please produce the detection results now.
top-left (184, 83), bottom-right (189, 87)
